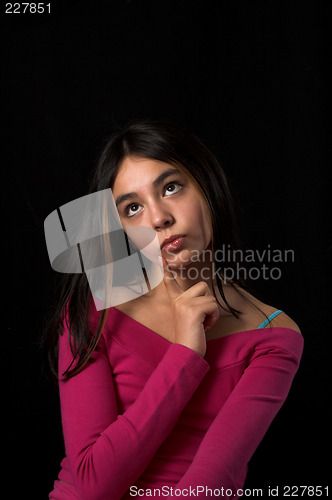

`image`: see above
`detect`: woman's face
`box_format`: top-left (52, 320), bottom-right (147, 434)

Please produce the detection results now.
top-left (112, 156), bottom-right (211, 269)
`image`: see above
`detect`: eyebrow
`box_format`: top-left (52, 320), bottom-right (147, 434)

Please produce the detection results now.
top-left (115, 168), bottom-right (181, 207)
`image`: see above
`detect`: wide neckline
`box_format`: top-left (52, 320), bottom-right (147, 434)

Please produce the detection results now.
top-left (111, 306), bottom-right (302, 345)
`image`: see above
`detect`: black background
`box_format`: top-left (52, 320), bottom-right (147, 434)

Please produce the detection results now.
top-left (4, 1), bottom-right (330, 498)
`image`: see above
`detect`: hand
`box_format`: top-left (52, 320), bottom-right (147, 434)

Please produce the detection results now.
top-left (162, 257), bottom-right (219, 357)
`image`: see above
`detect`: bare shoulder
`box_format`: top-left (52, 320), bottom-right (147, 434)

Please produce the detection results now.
top-left (267, 310), bottom-right (302, 334)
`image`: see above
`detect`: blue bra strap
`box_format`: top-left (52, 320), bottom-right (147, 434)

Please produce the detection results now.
top-left (257, 310), bottom-right (284, 329)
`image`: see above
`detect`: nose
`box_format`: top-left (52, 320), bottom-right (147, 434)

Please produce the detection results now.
top-left (149, 202), bottom-right (174, 230)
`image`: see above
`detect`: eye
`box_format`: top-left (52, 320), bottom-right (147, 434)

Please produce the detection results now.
top-left (164, 182), bottom-right (182, 196)
top-left (125, 203), bottom-right (142, 217)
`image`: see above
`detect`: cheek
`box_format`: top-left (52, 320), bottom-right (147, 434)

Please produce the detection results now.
top-left (181, 195), bottom-right (211, 245)
top-left (194, 199), bottom-right (211, 242)
top-left (200, 216), bottom-right (212, 249)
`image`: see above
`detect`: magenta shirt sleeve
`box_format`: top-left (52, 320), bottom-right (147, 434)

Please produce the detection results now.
top-left (58, 322), bottom-right (210, 500)
top-left (161, 337), bottom-right (303, 499)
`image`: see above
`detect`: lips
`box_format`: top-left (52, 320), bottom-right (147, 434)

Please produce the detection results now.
top-left (161, 234), bottom-right (185, 251)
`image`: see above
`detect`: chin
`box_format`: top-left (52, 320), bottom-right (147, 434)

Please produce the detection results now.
top-left (164, 248), bottom-right (196, 269)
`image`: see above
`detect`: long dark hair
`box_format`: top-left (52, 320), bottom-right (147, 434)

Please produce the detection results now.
top-left (44, 120), bottom-right (256, 381)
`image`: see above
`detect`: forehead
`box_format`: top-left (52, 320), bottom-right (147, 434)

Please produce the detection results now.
top-left (112, 156), bottom-right (181, 192)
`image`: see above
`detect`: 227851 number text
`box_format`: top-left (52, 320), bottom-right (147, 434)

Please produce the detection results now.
top-left (5, 3), bottom-right (51, 14)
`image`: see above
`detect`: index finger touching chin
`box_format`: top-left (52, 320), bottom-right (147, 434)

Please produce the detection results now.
top-left (161, 257), bottom-right (184, 299)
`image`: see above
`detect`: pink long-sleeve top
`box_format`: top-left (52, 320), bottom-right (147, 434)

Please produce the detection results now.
top-left (49, 304), bottom-right (303, 500)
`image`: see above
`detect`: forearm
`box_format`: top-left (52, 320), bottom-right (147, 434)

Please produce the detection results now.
top-left (156, 344), bottom-right (302, 499)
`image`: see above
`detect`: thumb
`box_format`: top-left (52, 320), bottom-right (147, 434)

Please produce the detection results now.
top-left (161, 256), bottom-right (183, 300)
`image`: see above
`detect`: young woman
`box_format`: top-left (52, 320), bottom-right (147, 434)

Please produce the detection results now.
top-left (46, 120), bottom-right (303, 499)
